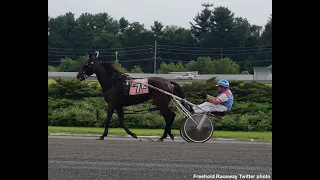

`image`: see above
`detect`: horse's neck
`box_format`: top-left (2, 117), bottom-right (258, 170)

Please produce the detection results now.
top-left (94, 65), bottom-right (112, 90)
top-left (94, 64), bottom-right (121, 91)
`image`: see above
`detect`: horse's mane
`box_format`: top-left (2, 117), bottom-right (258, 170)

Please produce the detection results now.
top-left (100, 61), bottom-right (122, 76)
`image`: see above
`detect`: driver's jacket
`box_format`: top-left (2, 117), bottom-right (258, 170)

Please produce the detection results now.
top-left (216, 89), bottom-right (234, 111)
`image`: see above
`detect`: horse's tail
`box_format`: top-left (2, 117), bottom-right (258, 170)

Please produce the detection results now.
top-left (170, 81), bottom-right (185, 98)
top-left (170, 81), bottom-right (193, 111)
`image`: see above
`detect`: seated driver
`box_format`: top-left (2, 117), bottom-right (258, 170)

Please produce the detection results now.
top-left (189, 79), bottom-right (234, 114)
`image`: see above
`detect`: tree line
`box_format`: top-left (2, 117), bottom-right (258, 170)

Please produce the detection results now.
top-left (48, 3), bottom-right (272, 74)
top-left (49, 55), bottom-right (248, 74)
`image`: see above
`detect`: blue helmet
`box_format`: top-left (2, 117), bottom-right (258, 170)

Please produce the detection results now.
top-left (216, 79), bottom-right (230, 88)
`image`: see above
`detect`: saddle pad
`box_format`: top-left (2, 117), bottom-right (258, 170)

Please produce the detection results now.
top-left (129, 78), bottom-right (149, 95)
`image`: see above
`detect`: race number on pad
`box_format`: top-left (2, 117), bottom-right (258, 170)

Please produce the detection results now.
top-left (129, 78), bottom-right (149, 95)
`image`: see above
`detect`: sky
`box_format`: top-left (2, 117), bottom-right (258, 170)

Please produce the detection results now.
top-left (48, 0), bottom-right (272, 29)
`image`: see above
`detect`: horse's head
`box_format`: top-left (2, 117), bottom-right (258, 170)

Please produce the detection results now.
top-left (77, 52), bottom-right (100, 81)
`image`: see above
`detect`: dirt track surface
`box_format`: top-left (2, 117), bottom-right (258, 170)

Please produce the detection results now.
top-left (48, 136), bottom-right (272, 180)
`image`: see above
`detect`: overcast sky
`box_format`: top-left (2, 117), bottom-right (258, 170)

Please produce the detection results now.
top-left (48, 0), bottom-right (272, 29)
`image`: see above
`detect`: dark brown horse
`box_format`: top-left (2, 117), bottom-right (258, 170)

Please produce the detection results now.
top-left (76, 53), bottom-right (192, 141)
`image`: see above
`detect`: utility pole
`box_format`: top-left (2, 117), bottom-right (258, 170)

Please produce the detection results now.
top-left (202, 2), bottom-right (214, 8)
top-left (154, 40), bottom-right (157, 74)
top-left (115, 51), bottom-right (118, 61)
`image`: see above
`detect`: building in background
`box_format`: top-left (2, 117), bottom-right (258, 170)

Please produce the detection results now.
top-left (253, 64), bottom-right (272, 81)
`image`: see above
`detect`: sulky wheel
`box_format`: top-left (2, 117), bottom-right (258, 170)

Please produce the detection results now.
top-left (180, 118), bottom-right (191, 142)
top-left (182, 114), bottom-right (214, 143)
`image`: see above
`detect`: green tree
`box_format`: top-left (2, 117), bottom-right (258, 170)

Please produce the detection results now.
top-left (52, 55), bottom-right (88, 72)
top-left (240, 71), bottom-right (250, 74)
top-left (262, 14), bottom-right (272, 46)
top-left (175, 61), bottom-right (187, 72)
top-left (212, 58), bottom-right (240, 74)
top-left (209, 6), bottom-right (235, 48)
top-left (157, 61), bottom-right (186, 74)
top-left (247, 25), bottom-right (263, 47)
top-left (92, 30), bottom-right (121, 49)
top-left (190, 3), bottom-right (213, 46)
top-left (130, 65), bottom-right (143, 73)
top-left (119, 21), bottom-right (153, 72)
top-left (159, 25), bottom-right (197, 62)
top-left (118, 17), bottom-right (129, 34)
top-left (185, 60), bottom-right (197, 72)
top-left (151, 21), bottom-right (164, 39)
top-left (58, 58), bottom-right (78, 72)
top-left (48, 12), bottom-right (77, 48)
top-left (48, 66), bottom-right (59, 72)
top-left (92, 13), bottom-right (119, 35)
top-left (73, 13), bottom-right (96, 49)
top-left (48, 8), bottom-right (271, 72)
top-left (186, 56), bottom-right (214, 74)
top-left (229, 17), bottom-right (251, 47)
top-left (113, 60), bottom-right (127, 73)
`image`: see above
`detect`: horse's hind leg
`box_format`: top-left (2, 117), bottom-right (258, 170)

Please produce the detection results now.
top-left (167, 109), bottom-right (176, 140)
top-left (117, 107), bottom-right (137, 139)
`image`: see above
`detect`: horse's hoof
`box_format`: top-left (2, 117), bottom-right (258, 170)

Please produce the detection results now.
top-left (132, 133), bottom-right (137, 139)
top-left (169, 134), bottom-right (175, 140)
top-left (157, 138), bottom-right (164, 142)
top-left (96, 136), bottom-right (104, 140)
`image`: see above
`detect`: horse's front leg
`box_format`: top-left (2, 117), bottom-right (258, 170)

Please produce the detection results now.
top-left (117, 107), bottom-right (137, 139)
top-left (96, 105), bottom-right (114, 140)
top-left (157, 107), bottom-right (176, 141)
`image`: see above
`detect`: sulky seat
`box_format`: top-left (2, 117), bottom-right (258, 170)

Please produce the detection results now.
top-left (209, 111), bottom-right (228, 119)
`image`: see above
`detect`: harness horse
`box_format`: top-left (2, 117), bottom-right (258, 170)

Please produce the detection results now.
top-left (77, 51), bottom-right (227, 143)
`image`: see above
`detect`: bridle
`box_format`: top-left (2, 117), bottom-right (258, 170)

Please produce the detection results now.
top-left (77, 60), bottom-right (93, 80)
top-left (77, 52), bottom-right (130, 91)
top-left (77, 51), bottom-right (99, 80)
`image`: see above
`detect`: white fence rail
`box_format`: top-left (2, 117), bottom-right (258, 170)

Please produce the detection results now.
top-left (48, 72), bottom-right (271, 82)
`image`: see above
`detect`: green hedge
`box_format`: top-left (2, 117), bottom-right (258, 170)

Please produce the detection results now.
top-left (48, 78), bottom-right (272, 131)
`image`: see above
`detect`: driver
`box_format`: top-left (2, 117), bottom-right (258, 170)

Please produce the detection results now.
top-left (189, 79), bottom-right (234, 114)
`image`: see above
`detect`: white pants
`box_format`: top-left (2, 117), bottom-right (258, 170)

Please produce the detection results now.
top-left (192, 102), bottom-right (228, 113)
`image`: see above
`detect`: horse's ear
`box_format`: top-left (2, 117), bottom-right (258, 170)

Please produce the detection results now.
top-left (89, 54), bottom-right (93, 59)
